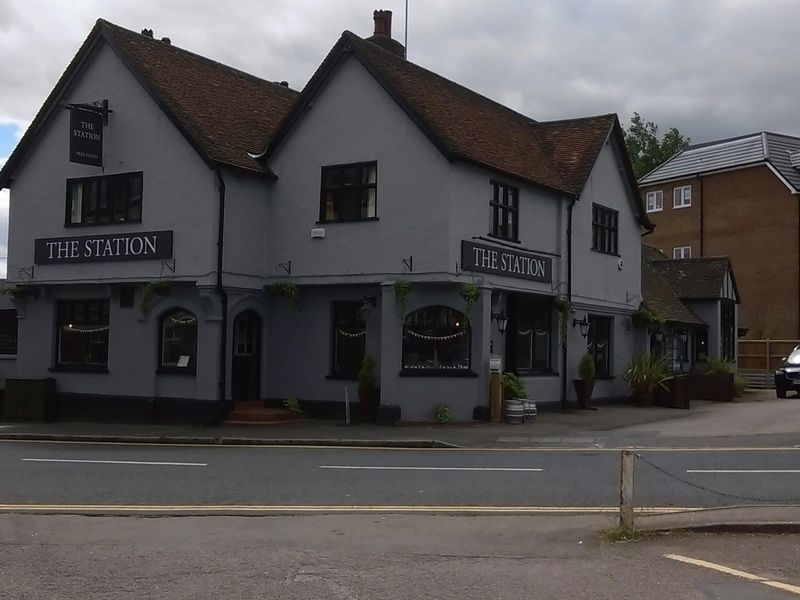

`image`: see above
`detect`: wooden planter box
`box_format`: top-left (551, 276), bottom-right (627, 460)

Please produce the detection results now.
top-left (3, 378), bottom-right (57, 422)
top-left (686, 373), bottom-right (734, 401)
top-left (654, 375), bottom-right (689, 409)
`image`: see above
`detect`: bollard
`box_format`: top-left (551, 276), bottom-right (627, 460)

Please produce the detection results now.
top-left (490, 371), bottom-right (502, 423)
top-left (344, 386), bottom-right (351, 425)
top-left (619, 449), bottom-right (635, 530)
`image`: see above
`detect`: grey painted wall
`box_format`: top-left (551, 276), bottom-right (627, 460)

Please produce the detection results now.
top-left (6, 41), bottom-right (219, 287)
top-left (267, 55), bottom-right (453, 281)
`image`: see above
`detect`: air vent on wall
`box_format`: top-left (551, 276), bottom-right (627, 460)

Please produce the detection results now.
top-left (311, 228), bottom-right (325, 239)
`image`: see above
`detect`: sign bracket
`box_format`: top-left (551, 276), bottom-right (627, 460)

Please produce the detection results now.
top-left (63, 99), bottom-right (113, 125)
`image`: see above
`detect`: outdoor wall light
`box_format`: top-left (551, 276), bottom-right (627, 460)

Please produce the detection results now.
top-left (652, 329), bottom-right (664, 343)
top-left (491, 311), bottom-right (509, 334)
top-left (359, 295), bottom-right (377, 321)
top-left (679, 330), bottom-right (688, 343)
top-left (572, 316), bottom-right (590, 338)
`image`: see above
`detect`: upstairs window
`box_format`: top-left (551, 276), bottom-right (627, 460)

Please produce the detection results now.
top-left (673, 246), bottom-right (692, 259)
top-left (591, 204), bottom-right (618, 255)
top-left (489, 180), bottom-right (519, 241)
top-left (645, 190), bottom-right (663, 213)
top-left (673, 185), bottom-right (692, 208)
top-left (66, 172), bottom-right (143, 226)
top-left (320, 162), bottom-right (377, 222)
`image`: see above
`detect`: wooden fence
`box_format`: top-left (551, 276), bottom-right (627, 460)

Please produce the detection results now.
top-left (737, 339), bottom-right (800, 389)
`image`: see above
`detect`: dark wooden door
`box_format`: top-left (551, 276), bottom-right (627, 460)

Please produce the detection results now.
top-left (231, 311), bottom-right (261, 401)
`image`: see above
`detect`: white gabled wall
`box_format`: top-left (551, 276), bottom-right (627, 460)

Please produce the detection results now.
top-left (6, 40), bottom-right (218, 286)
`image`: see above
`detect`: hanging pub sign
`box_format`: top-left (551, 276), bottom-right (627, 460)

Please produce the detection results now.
top-left (34, 231), bottom-right (173, 265)
top-left (67, 100), bottom-right (111, 167)
top-left (461, 240), bottom-right (552, 283)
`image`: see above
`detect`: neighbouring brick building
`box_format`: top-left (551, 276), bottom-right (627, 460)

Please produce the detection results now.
top-left (639, 133), bottom-right (800, 340)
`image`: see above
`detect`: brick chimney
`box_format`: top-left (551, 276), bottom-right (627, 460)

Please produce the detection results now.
top-left (372, 9), bottom-right (392, 38)
top-left (366, 9), bottom-right (405, 58)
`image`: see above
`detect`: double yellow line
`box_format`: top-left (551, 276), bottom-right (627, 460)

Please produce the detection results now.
top-left (0, 504), bottom-right (697, 515)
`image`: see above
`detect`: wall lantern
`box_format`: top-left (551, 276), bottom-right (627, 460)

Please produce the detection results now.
top-left (572, 316), bottom-right (590, 338)
top-left (359, 295), bottom-right (377, 322)
top-left (652, 329), bottom-right (664, 343)
top-left (679, 330), bottom-right (688, 344)
top-left (491, 311), bottom-right (509, 334)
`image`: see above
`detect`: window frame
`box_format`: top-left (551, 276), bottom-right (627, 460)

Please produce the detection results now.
top-left (158, 308), bottom-right (198, 375)
top-left (65, 171), bottom-right (143, 227)
top-left (401, 305), bottom-right (473, 376)
top-left (318, 161), bottom-right (378, 223)
top-left (588, 315), bottom-right (613, 377)
top-left (489, 180), bottom-right (520, 242)
top-left (329, 301), bottom-right (366, 380)
top-left (591, 204), bottom-right (619, 255)
top-left (0, 308), bottom-right (18, 357)
top-left (55, 299), bottom-right (110, 372)
top-left (673, 185), bottom-right (692, 209)
top-left (506, 294), bottom-right (553, 375)
top-left (672, 246), bottom-right (692, 259)
top-left (645, 190), bottom-right (663, 213)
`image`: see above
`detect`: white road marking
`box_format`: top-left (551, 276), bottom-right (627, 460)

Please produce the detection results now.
top-left (687, 469), bottom-right (800, 474)
top-left (664, 554), bottom-right (800, 596)
top-left (319, 465), bottom-right (543, 472)
top-left (22, 458), bottom-right (206, 467)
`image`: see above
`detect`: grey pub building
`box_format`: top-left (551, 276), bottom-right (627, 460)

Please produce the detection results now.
top-left (0, 13), bottom-right (650, 423)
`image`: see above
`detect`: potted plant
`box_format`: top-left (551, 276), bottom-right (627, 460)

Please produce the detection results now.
top-left (502, 372), bottom-right (531, 423)
top-left (357, 354), bottom-right (378, 422)
top-left (624, 353), bottom-right (668, 406)
top-left (573, 353), bottom-right (596, 409)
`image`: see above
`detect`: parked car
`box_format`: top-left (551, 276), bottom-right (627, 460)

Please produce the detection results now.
top-left (774, 345), bottom-right (800, 398)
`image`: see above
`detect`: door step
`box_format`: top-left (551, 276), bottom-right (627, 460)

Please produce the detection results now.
top-left (223, 405), bottom-right (303, 426)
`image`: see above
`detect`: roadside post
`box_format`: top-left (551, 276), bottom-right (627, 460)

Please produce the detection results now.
top-left (489, 354), bottom-right (503, 423)
top-left (344, 386), bottom-right (351, 425)
top-left (619, 449), bottom-right (635, 530)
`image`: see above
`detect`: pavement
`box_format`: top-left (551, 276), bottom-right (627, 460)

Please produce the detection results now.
top-left (2, 389), bottom-right (799, 532)
top-left (0, 389), bottom-right (797, 450)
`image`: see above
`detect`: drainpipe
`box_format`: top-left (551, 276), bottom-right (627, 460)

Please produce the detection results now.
top-left (698, 175), bottom-right (704, 256)
top-left (215, 169), bottom-right (228, 422)
top-left (562, 196), bottom-right (578, 411)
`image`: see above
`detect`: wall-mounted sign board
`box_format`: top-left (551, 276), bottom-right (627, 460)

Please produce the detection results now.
top-left (34, 231), bottom-right (173, 265)
top-left (461, 240), bottom-right (552, 283)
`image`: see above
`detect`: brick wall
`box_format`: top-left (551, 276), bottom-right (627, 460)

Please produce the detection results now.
top-left (641, 165), bottom-right (799, 339)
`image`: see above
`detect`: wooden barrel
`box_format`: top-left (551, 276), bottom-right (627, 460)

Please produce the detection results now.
top-left (523, 400), bottom-right (537, 420)
top-left (504, 399), bottom-right (524, 424)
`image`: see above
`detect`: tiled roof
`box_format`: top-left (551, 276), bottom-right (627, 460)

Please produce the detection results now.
top-left (641, 246), bottom-right (706, 326)
top-left (269, 31), bottom-right (647, 216)
top-left (651, 255), bottom-right (733, 300)
top-left (0, 19), bottom-right (298, 186)
top-left (639, 132), bottom-right (800, 192)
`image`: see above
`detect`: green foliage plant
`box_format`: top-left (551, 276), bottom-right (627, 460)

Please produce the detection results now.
top-left (137, 280), bottom-right (171, 315)
top-left (501, 372), bottom-right (527, 399)
top-left (734, 375), bottom-right (747, 398)
top-left (357, 354), bottom-right (376, 389)
top-left (434, 404), bottom-right (451, 425)
top-left (460, 282), bottom-right (480, 321)
top-left (703, 357), bottom-right (734, 375)
top-left (623, 353), bottom-right (668, 396)
top-left (269, 281), bottom-right (299, 311)
top-left (393, 280), bottom-right (412, 318)
top-left (554, 296), bottom-right (571, 347)
top-left (283, 397), bottom-right (303, 414)
top-left (578, 352), bottom-right (596, 380)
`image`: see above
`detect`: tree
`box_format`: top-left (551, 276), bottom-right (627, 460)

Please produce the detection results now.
top-left (623, 112), bottom-right (690, 180)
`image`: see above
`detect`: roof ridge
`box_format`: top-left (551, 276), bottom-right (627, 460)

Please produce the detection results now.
top-left (536, 113), bottom-right (616, 126)
top-left (342, 31), bottom-right (541, 127)
top-left (98, 18), bottom-right (298, 96)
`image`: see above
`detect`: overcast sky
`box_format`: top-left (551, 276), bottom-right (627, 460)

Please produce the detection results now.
top-left (1, 0), bottom-right (798, 276)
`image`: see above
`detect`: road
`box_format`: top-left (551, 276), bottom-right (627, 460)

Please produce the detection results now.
top-left (2, 513), bottom-right (799, 599)
top-left (1, 441), bottom-right (799, 510)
